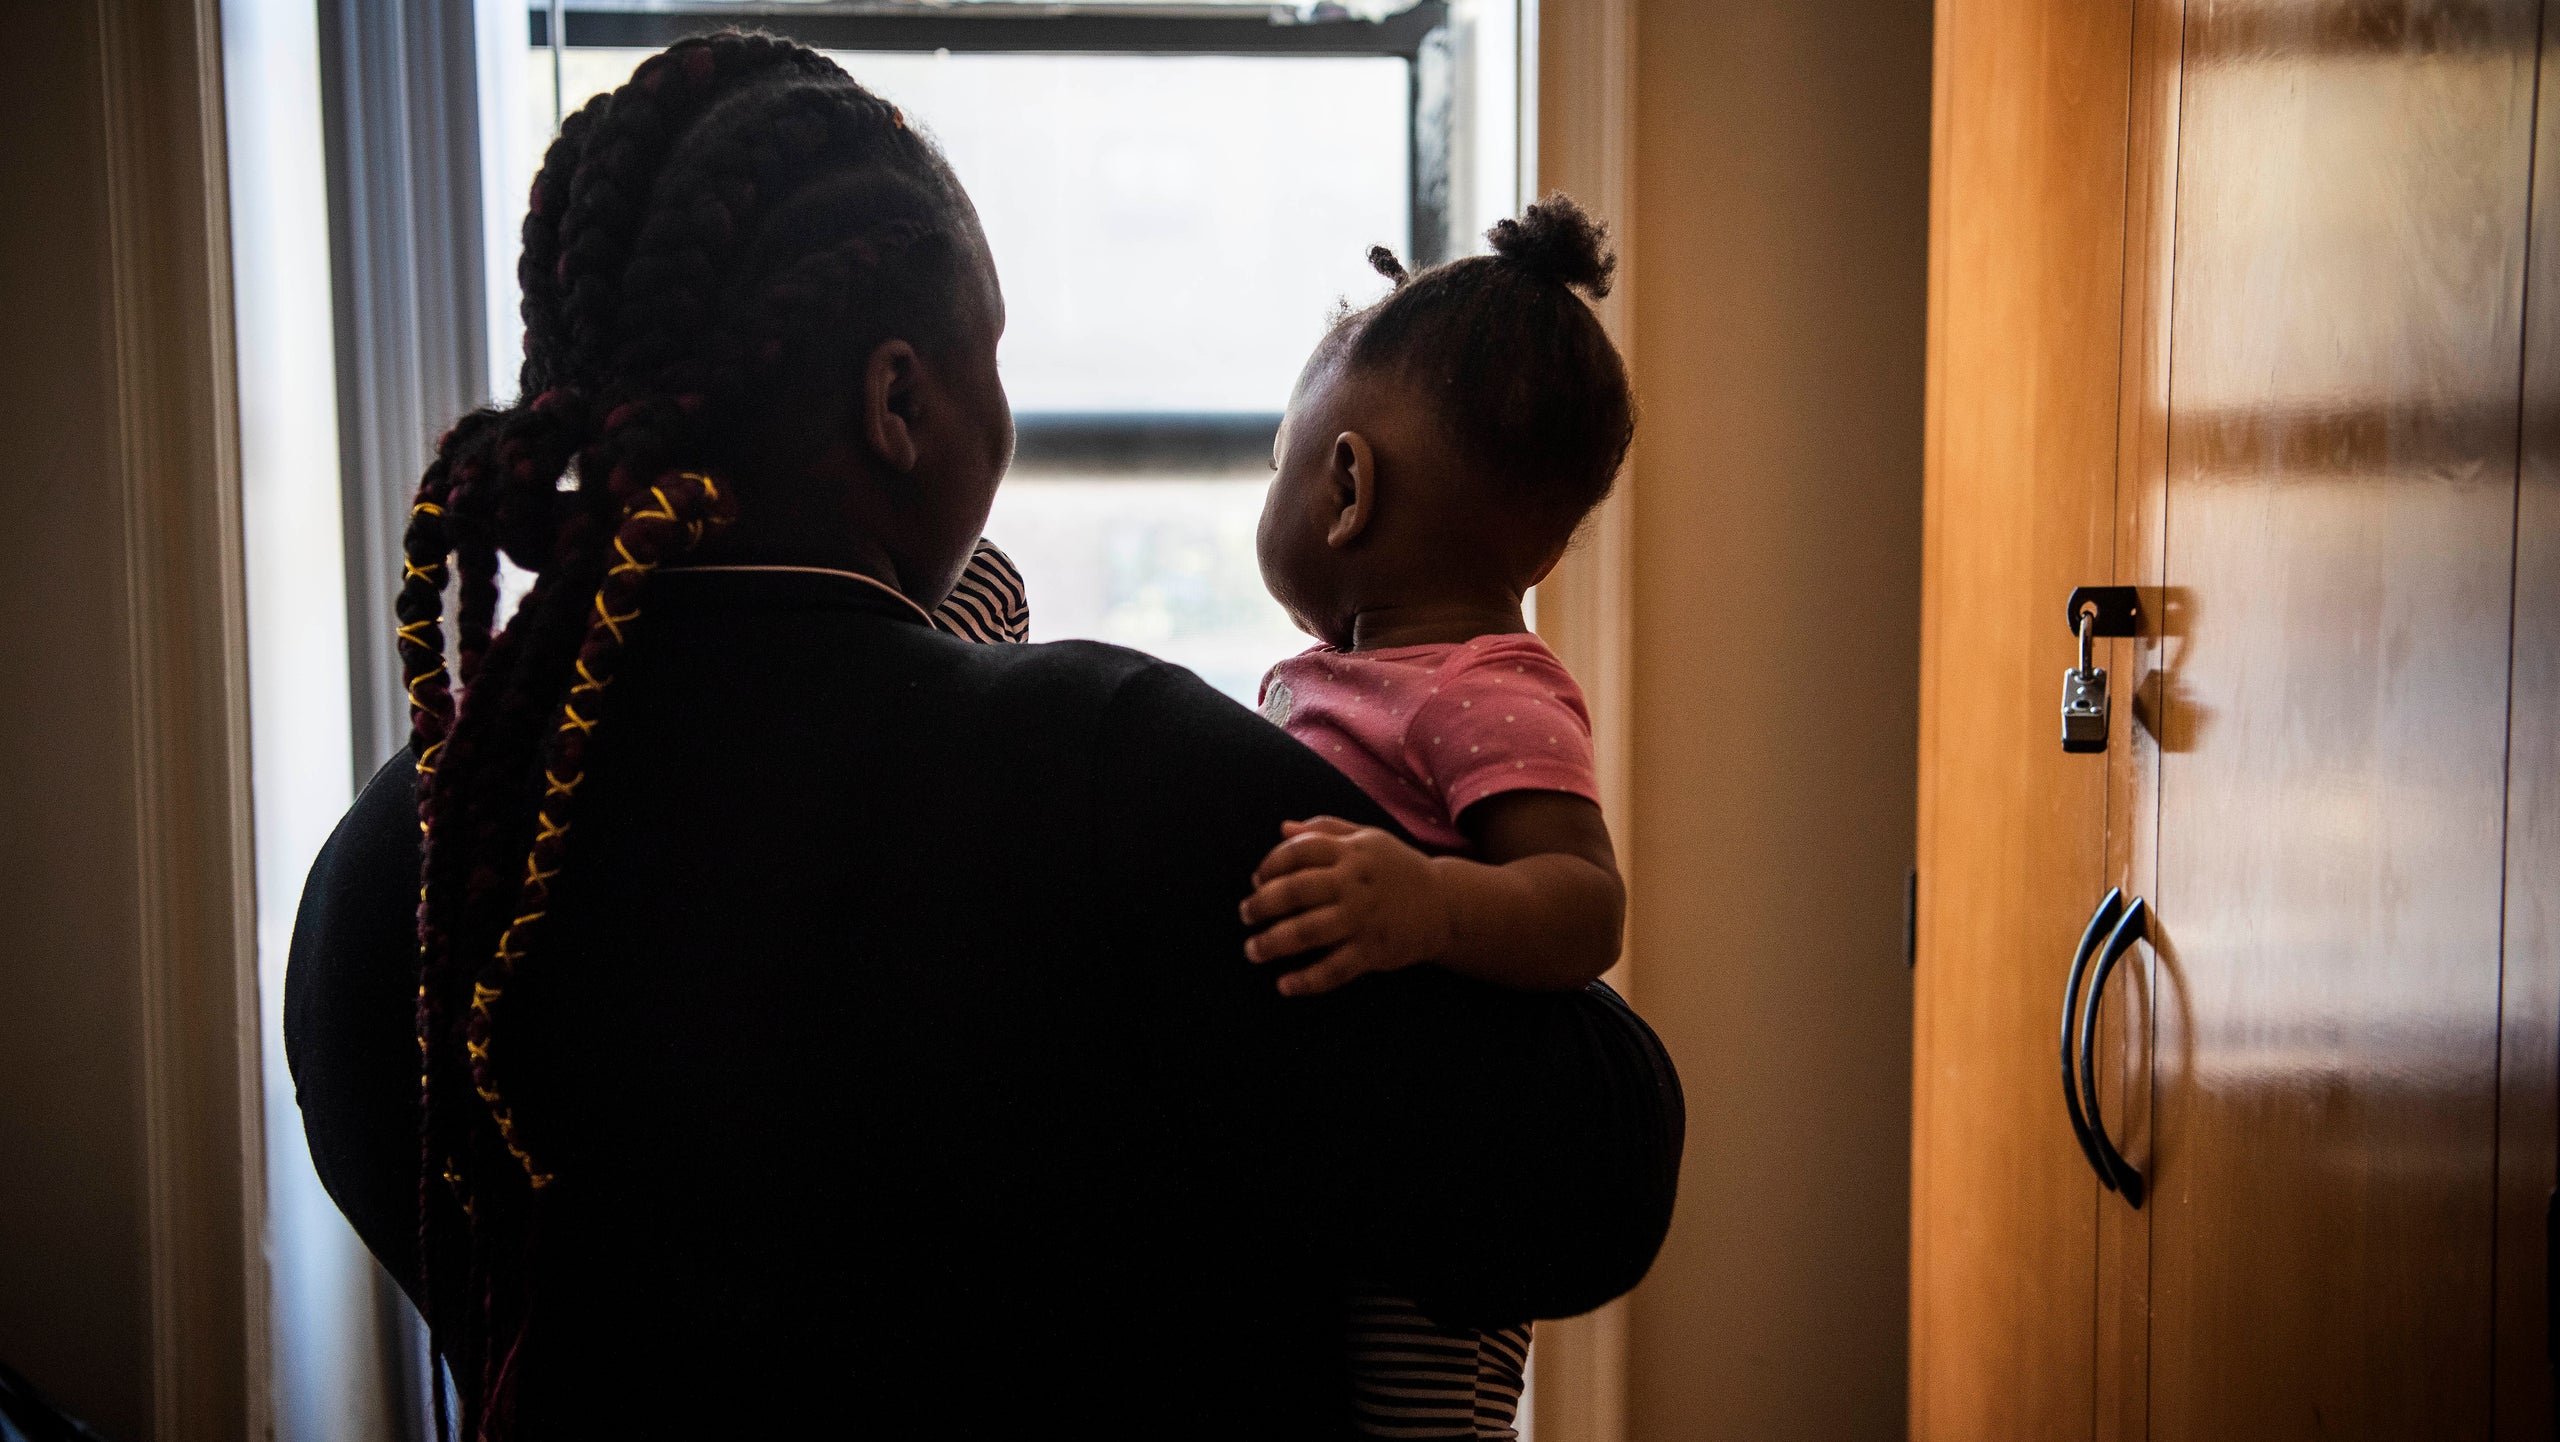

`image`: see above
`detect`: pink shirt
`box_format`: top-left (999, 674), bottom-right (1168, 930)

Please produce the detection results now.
top-left (1257, 633), bottom-right (1600, 853)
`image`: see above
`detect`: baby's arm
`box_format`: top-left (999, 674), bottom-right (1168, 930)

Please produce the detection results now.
top-left (1239, 791), bottom-right (1624, 996)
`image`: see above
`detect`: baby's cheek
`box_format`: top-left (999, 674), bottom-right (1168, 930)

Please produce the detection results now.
top-left (1253, 480), bottom-right (1313, 592)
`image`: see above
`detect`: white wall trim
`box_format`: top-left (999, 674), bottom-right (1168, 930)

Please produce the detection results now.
top-left (1531, 0), bottom-right (1636, 991)
top-left (1527, 1), bottom-right (1637, 1438)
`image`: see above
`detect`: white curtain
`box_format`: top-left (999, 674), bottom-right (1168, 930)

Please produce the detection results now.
top-left (221, 1), bottom-right (416, 1435)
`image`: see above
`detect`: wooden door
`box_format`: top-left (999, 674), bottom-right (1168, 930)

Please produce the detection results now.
top-left (2137, 4), bottom-right (2545, 1438)
top-left (1909, 3), bottom-right (2138, 1438)
top-left (1918, 1), bottom-right (2560, 1439)
top-left (2498, 11), bottom-right (2560, 1436)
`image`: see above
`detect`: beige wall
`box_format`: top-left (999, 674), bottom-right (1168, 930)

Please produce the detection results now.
top-left (0, 3), bottom-right (1929, 1435)
top-left (1622, 2), bottom-right (1933, 1438)
top-left (0, 3), bottom-right (260, 1436)
top-left (0, 10), bottom-right (156, 1432)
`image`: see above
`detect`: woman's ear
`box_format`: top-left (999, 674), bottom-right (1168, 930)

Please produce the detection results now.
top-left (1324, 430), bottom-right (1377, 549)
top-left (862, 337), bottom-right (925, 474)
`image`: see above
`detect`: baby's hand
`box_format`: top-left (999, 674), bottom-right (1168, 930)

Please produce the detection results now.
top-left (1240, 817), bottom-right (1455, 997)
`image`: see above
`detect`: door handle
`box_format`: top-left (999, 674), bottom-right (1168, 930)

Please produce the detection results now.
top-left (2061, 888), bottom-right (2125, 1191)
top-left (2075, 897), bottom-right (2149, 1207)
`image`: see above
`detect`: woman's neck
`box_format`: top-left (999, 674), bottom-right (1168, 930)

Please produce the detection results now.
top-left (687, 514), bottom-right (906, 596)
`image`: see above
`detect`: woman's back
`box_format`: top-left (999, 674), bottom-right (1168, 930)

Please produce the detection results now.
top-left (289, 571), bottom-right (1682, 1435)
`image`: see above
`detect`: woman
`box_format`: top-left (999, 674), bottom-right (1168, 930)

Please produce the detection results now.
top-left (285, 34), bottom-right (1680, 1439)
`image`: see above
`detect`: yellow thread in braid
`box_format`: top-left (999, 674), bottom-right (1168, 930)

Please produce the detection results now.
top-left (592, 594), bottom-right (640, 645)
top-left (454, 480), bottom-right (734, 1197)
top-left (610, 536), bottom-right (648, 579)
top-left (476, 940), bottom-right (553, 1187)
top-left (478, 1095), bottom-right (552, 1185)
top-left (412, 500), bottom-right (446, 517)
top-left (676, 474), bottom-right (721, 543)
top-left (402, 559), bottom-right (445, 584)
top-left (396, 619), bottom-right (437, 647)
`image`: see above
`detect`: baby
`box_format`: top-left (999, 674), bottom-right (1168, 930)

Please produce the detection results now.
top-left (1239, 195), bottom-right (1634, 1440)
top-left (949, 196), bottom-right (1629, 1439)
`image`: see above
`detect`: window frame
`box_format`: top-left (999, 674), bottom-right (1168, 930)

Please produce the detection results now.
top-left (530, 1), bottom-right (1460, 472)
top-left (322, 0), bottom-right (1471, 762)
top-left (529, 2), bottom-right (1458, 272)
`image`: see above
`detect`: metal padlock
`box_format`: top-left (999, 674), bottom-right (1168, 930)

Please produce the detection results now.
top-left (2061, 607), bottom-right (2109, 753)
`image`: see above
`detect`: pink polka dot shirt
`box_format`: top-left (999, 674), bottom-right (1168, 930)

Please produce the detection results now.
top-left (1256, 632), bottom-right (1600, 854)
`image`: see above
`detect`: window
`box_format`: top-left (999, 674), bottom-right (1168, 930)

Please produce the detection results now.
top-left (478, 1), bottom-right (1524, 701)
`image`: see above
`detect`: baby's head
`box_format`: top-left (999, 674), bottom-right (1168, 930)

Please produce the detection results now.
top-left (1257, 194), bottom-right (1635, 647)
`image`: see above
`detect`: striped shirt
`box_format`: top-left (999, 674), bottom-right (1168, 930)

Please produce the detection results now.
top-left (930, 539), bottom-right (1031, 644)
top-left (940, 539), bottom-right (1530, 1438)
top-left (1347, 1295), bottom-right (1530, 1440)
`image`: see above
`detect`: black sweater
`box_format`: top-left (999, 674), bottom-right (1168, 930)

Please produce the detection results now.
top-left (285, 570), bottom-right (1681, 1438)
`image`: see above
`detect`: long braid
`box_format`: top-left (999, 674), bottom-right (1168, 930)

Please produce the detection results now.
top-left (393, 414), bottom-right (485, 1442)
top-left (465, 465), bottom-right (732, 1190)
top-left (417, 410), bottom-right (602, 1430)
top-left (393, 32), bottom-right (978, 1438)
top-left (443, 438), bottom-right (504, 687)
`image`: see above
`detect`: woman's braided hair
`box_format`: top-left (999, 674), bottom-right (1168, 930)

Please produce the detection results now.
top-left (394, 33), bottom-right (976, 1435)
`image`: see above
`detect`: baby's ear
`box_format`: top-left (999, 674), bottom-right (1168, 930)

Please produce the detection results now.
top-left (1326, 430), bottom-right (1377, 548)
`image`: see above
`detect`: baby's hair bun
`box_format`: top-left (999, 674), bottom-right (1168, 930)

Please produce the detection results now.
top-left (1487, 193), bottom-right (1615, 299)
top-left (1368, 244), bottom-right (1410, 285)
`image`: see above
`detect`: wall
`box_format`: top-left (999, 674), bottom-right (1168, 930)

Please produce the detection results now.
top-left (0, 10), bottom-right (156, 1430)
top-left (0, 2), bottom-right (262, 1436)
top-left (1621, 2), bottom-right (1933, 1438)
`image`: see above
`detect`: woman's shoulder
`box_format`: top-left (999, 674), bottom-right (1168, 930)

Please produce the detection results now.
top-left (961, 636), bottom-right (1245, 726)
top-left (954, 636), bottom-right (1382, 814)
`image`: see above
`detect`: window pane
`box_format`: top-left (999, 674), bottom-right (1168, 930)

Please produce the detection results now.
top-left (532, 49), bottom-right (1406, 413)
top-left (507, 44), bottom-right (1410, 697)
top-left (987, 473), bottom-right (1309, 703)
top-left (855, 52), bottom-right (1406, 412)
